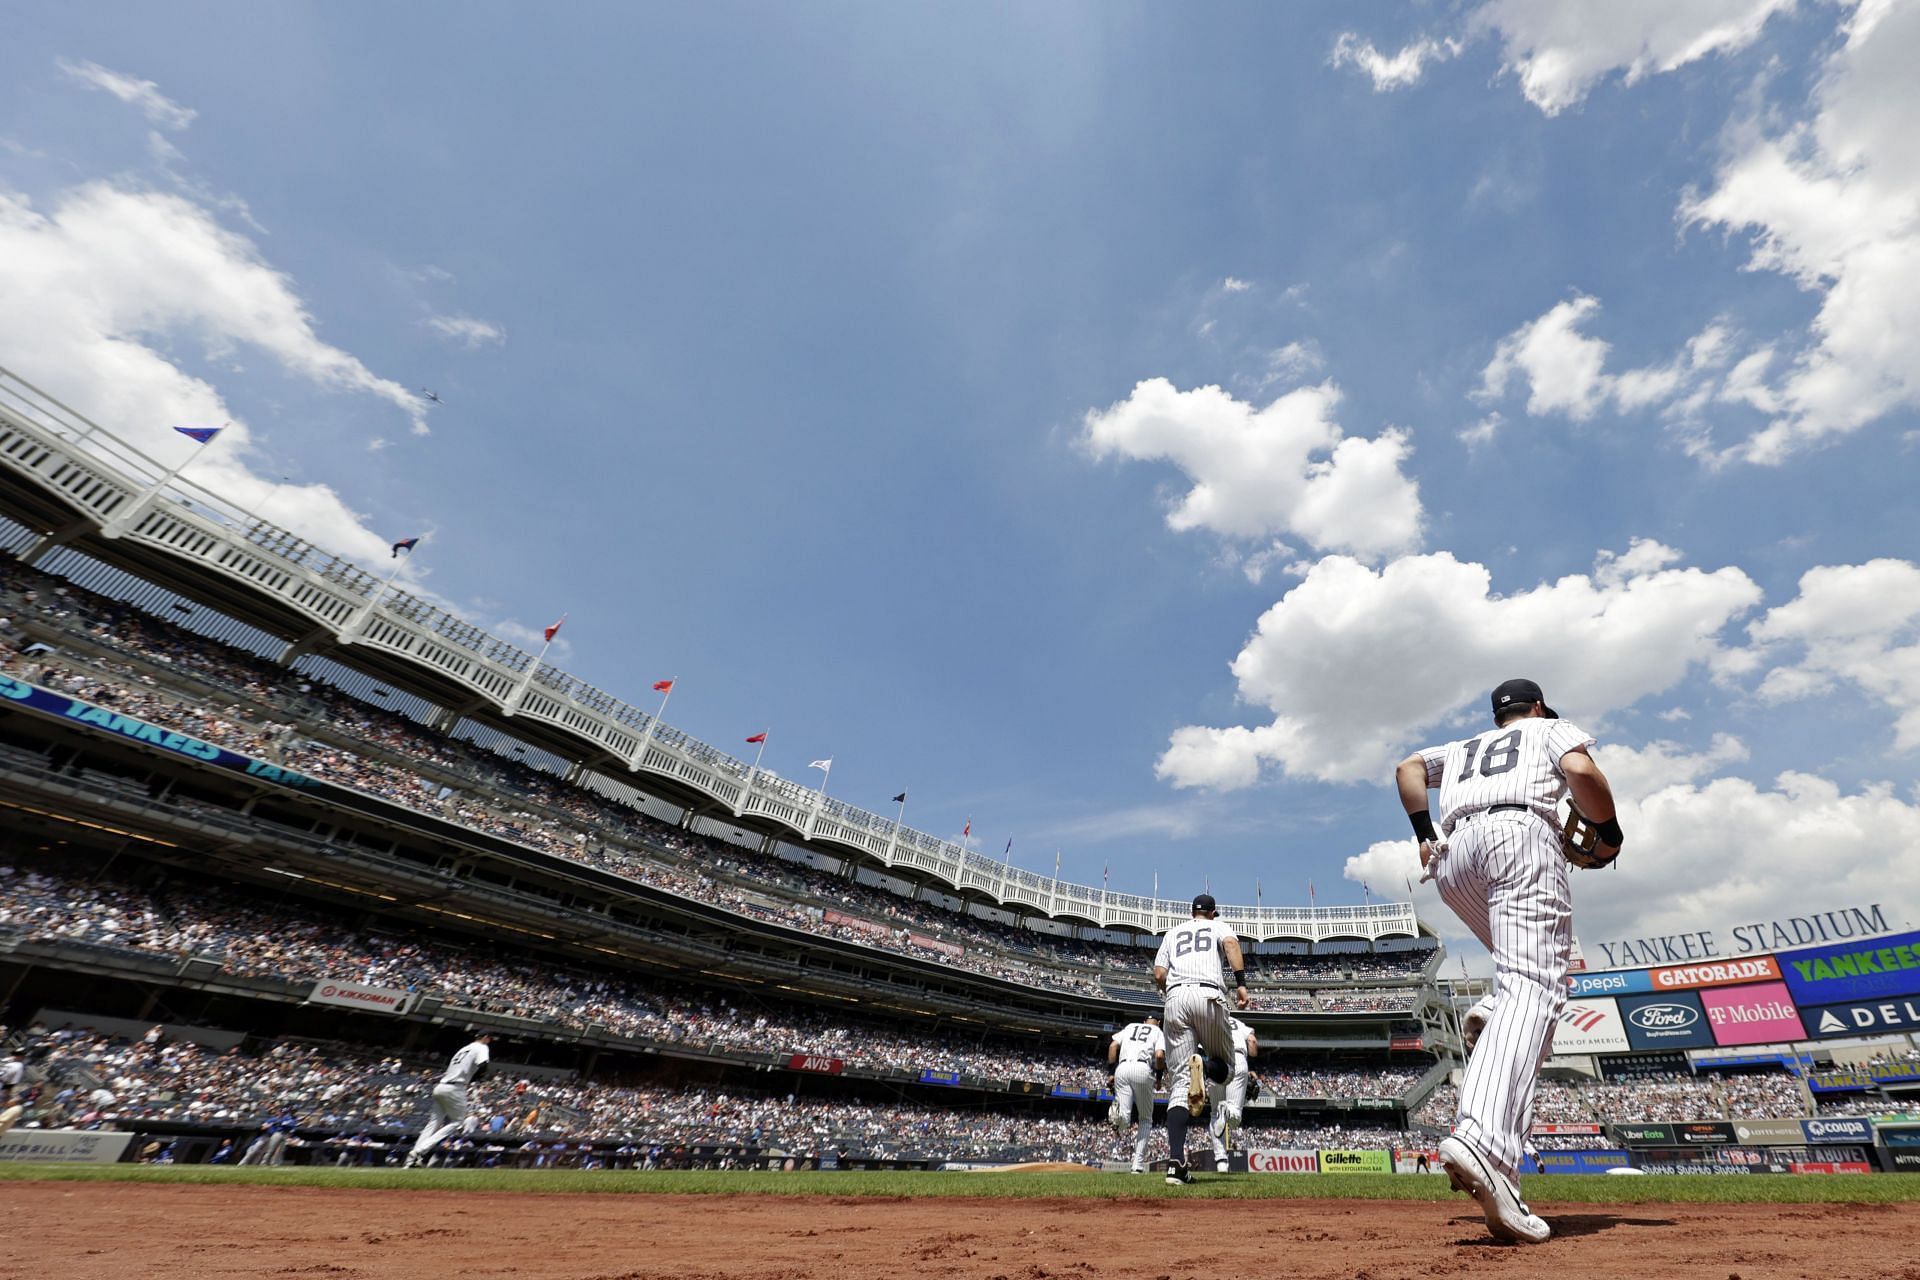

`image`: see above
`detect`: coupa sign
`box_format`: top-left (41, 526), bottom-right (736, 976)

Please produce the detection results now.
top-left (1801, 1118), bottom-right (1871, 1144)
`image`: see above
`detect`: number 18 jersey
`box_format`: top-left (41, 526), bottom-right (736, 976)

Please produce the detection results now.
top-left (1417, 716), bottom-right (1595, 833)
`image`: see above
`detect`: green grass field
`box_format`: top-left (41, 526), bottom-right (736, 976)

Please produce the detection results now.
top-left (6, 1163), bottom-right (1919, 1204)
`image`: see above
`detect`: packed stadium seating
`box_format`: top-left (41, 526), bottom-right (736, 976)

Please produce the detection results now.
top-left (0, 558), bottom-right (1434, 1003)
top-left (1413, 1069), bottom-right (1810, 1130)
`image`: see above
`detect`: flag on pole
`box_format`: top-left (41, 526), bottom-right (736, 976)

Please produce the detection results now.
top-left (172, 425), bottom-right (225, 445)
top-left (809, 759), bottom-right (832, 771)
top-left (1003, 836), bottom-right (1013, 857)
top-left (1309, 880), bottom-right (1316, 904)
top-left (543, 615), bottom-right (566, 643)
top-left (1103, 862), bottom-right (1109, 889)
top-left (745, 732), bottom-right (767, 744)
top-left (652, 679), bottom-right (674, 693)
top-left (962, 818), bottom-right (971, 839)
top-left (390, 537), bottom-right (419, 558)
top-left (892, 791), bottom-right (908, 803)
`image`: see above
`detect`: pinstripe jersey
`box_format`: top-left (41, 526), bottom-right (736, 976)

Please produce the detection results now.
top-left (1112, 1021), bottom-right (1166, 1067)
top-left (440, 1041), bottom-right (490, 1087)
top-left (1417, 717), bottom-right (1595, 834)
top-left (1155, 917), bottom-right (1231, 988)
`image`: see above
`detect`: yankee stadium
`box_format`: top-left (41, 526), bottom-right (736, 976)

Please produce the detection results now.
top-left (3, 5), bottom-right (1919, 1278)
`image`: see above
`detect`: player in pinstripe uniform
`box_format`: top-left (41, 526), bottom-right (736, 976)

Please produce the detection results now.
top-left (1205, 1015), bottom-right (1256, 1173)
top-left (1153, 893), bottom-right (1250, 1185)
top-left (1395, 678), bottom-right (1621, 1245)
top-left (404, 1032), bottom-right (492, 1168)
top-left (1106, 1014), bottom-right (1165, 1174)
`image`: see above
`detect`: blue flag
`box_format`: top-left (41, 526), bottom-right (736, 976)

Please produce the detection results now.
top-left (391, 537), bottom-right (420, 558)
top-left (172, 425), bottom-right (224, 444)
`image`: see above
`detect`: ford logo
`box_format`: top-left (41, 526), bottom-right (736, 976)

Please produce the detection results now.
top-left (1628, 1004), bottom-right (1698, 1030)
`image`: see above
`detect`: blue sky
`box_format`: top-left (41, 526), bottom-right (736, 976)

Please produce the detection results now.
top-left (4, 2), bottom-right (1919, 957)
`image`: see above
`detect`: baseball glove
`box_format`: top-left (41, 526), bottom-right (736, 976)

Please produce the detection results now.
top-left (1245, 1073), bottom-right (1262, 1103)
top-left (1561, 800), bottom-right (1620, 870)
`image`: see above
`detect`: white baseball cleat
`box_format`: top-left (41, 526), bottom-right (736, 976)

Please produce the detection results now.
top-left (1438, 1136), bottom-right (1550, 1245)
top-left (1129, 1164), bottom-right (1146, 1175)
top-left (1108, 1097), bottom-right (1127, 1131)
top-left (1215, 1158), bottom-right (1231, 1174)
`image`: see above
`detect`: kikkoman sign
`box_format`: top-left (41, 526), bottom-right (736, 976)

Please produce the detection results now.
top-left (1591, 905), bottom-right (1891, 970)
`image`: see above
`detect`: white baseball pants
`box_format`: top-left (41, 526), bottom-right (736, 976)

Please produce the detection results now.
top-left (1431, 810), bottom-right (1571, 1181)
top-left (1207, 1066), bottom-right (1248, 1163)
top-left (410, 1083), bottom-right (472, 1161)
top-left (1113, 1060), bottom-right (1157, 1169)
top-left (1162, 985), bottom-right (1235, 1106)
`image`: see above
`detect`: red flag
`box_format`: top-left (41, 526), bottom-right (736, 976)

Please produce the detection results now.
top-left (745, 732), bottom-right (767, 744)
top-left (543, 615), bottom-right (566, 643)
top-left (961, 817), bottom-right (971, 838)
top-left (652, 679), bottom-right (674, 693)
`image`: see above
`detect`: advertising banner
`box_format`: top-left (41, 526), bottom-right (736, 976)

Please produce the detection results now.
top-left (1247, 1149), bottom-right (1319, 1173)
top-left (308, 980), bottom-right (413, 1015)
top-left (1568, 969), bottom-right (1653, 998)
top-left (1536, 1149), bottom-right (1632, 1174)
top-left (1788, 1161), bottom-right (1872, 1174)
top-left (1731, 1119), bottom-right (1809, 1145)
top-left (1810, 1061), bottom-right (1920, 1091)
top-left (1612, 1123), bottom-right (1675, 1144)
top-left (1700, 982), bottom-right (1803, 1046)
top-left (1532, 1124), bottom-right (1603, 1135)
top-left (1800, 1117), bottom-right (1872, 1145)
top-left (1049, 1086), bottom-right (1090, 1099)
top-left (1801, 995), bottom-right (1920, 1038)
top-left (1779, 929), bottom-right (1920, 1005)
top-left (1651, 957), bottom-right (1782, 991)
top-left (0, 1129), bottom-right (134, 1163)
top-left (918, 1070), bottom-right (962, 1086)
top-left (1318, 1149), bottom-right (1392, 1173)
top-left (1552, 998), bottom-right (1630, 1054)
top-left (1393, 1149), bottom-right (1442, 1173)
top-left (787, 1054), bottom-right (844, 1074)
top-left (1388, 1036), bottom-right (1424, 1051)
top-left (823, 910), bottom-right (889, 937)
top-left (1618, 991), bottom-right (1716, 1050)
top-left (1890, 1149), bottom-right (1920, 1172)
top-left (908, 933), bottom-right (963, 958)
top-left (1675, 1122), bottom-right (1737, 1145)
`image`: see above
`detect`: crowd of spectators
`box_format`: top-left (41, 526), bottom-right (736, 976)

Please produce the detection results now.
top-left (0, 559), bottom-right (1434, 1006)
top-left (0, 850), bottom-right (1429, 1100)
top-left (1414, 1069), bottom-right (1810, 1130)
top-left (3, 1026), bottom-right (1416, 1164)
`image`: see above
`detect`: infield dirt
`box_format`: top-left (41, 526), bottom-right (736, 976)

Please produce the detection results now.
top-left (6, 1183), bottom-right (1918, 1280)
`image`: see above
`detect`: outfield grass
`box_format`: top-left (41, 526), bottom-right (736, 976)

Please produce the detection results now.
top-left (5, 1163), bottom-right (1920, 1204)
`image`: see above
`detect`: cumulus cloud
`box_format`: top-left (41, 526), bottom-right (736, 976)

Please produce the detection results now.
top-left (58, 58), bottom-right (197, 131)
top-left (424, 313), bottom-right (506, 348)
top-left (1476, 294), bottom-right (1732, 426)
top-left (0, 181), bottom-right (430, 561)
top-left (1469, 0), bottom-right (1797, 116)
top-left (1329, 33), bottom-right (1464, 92)
top-left (1081, 377), bottom-right (1423, 560)
top-left (1747, 558), bottom-right (1920, 749)
top-left (1679, 1), bottom-right (1920, 462)
top-left (1220, 276), bottom-right (1253, 293)
top-left (1157, 540), bottom-right (1762, 789)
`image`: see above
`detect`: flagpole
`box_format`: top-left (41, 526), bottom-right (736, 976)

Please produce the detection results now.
top-left (735, 731), bottom-right (769, 818)
top-left (347, 552), bottom-right (415, 639)
top-left (882, 790), bottom-right (907, 869)
top-left (805, 758), bottom-right (832, 841)
top-left (509, 631), bottom-right (558, 712)
top-left (1048, 849), bottom-right (1062, 916)
top-left (634, 677), bottom-right (672, 763)
top-left (106, 426), bottom-right (227, 536)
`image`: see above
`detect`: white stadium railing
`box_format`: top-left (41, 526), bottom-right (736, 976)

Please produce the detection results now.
top-left (0, 364), bottom-right (1423, 944)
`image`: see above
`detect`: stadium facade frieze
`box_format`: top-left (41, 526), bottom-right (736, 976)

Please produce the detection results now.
top-left (0, 380), bottom-right (1423, 943)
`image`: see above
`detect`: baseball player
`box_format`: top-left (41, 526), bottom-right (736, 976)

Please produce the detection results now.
top-left (1106, 1013), bottom-right (1166, 1174)
top-left (404, 1032), bottom-right (492, 1168)
top-left (0, 1053), bottom-right (24, 1138)
top-left (1205, 1015), bottom-right (1257, 1173)
top-left (1396, 678), bottom-right (1621, 1245)
top-left (1153, 892), bottom-right (1250, 1185)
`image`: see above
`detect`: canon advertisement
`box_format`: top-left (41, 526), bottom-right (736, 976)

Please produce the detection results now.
top-left (1616, 991), bottom-right (1716, 1051)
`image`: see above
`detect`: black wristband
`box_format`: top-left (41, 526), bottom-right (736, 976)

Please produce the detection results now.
top-left (1232, 970), bottom-right (1247, 988)
top-left (1596, 817), bottom-right (1624, 847)
top-left (1409, 811), bottom-right (1438, 843)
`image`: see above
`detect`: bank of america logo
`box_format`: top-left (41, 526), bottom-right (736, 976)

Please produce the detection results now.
top-left (1559, 1005), bottom-right (1606, 1032)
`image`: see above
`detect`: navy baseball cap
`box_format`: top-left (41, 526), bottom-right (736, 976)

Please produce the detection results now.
top-left (1191, 893), bottom-right (1217, 913)
top-left (1491, 678), bottom-right (1557, 719)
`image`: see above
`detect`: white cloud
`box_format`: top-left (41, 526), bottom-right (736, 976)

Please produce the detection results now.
top-left (1329, 33), bottom-right (1464, 92)
top-left (1081, 377), bottom-right (1423, 560)
top-left (1257, 341), bottom-right (1325, 387)
top-left (424, 313), bottom-right (506, 348)
top-left (1221, 276), bottom-right (1253, 293)
top-left (1476, 295), bottom-right (1732, 426)
top-left (58, 58), bottom-right (197, 131)
top-left (1747, 558), bottom-right (1920, 749)
top-left (1468, 0), bottom-right (1797, 116)
top-left (0, 181), bottom-right (429, 561)
top-left (1457, 412), bottom-right (1503, 446)
top-left (1679, 1), bottom-right (1920, 462)
top-left (1156, 543), bottom-right (1762, 788)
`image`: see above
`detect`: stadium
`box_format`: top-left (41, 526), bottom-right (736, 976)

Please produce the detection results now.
top-left (6, 7), bottom-right (1920, 1278)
